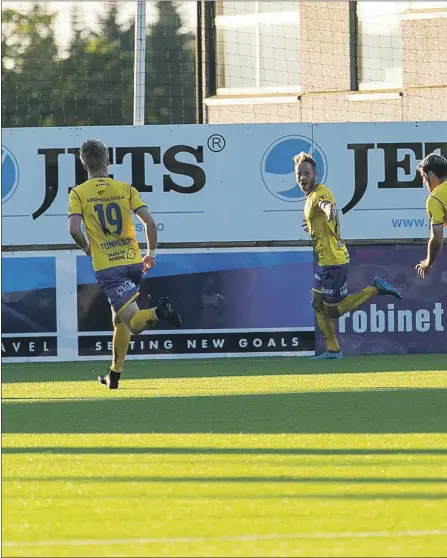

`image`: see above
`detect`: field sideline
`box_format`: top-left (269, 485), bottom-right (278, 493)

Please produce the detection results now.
top-left (2, 354), bottom-right (447, 557)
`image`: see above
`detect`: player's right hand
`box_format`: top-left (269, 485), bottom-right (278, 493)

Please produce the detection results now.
top-left (302, 219), bottom-right (309, 234)
top-left (415, 259), bottom-right (430, 279)
top-left (143, 255), bottom-right (156, 272)
top-left (84, 243), bottom-right (92, 256)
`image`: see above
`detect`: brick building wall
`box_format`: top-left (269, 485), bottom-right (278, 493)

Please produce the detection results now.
top-left (205, 2), bottom-right (447, 124)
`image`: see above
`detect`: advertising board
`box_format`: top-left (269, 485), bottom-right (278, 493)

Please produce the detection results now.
top-left (2, 248), bottom-right (315, 363)
top-left (315, 245), bottom-right (447, 355)
top-left (3, 122), bottom-right (445, 246)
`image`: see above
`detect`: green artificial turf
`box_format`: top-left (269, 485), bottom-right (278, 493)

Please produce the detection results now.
top-left (2, 355), bottom-right (447, 557)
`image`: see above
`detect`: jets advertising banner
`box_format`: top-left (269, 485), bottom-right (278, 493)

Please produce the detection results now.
top-left (2, 122), bottom-right (446, 246)
top-left (2, 248), bottom-right (315, 363)
top-left (315, 245), bottom-right (447, 355)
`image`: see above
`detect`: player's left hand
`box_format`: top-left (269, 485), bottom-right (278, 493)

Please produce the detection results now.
top-left (415, 259), bottom-right (431, 279)
top-left (302, 219), bottom-right (309, 234)
top-left (143, 255), bottom-right (155, 272)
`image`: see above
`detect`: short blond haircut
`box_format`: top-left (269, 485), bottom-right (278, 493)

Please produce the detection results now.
top-left (293, 151), bottom-right (317, 171)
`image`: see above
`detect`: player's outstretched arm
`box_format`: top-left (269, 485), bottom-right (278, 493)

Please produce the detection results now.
top-left (416, 223), bottom-right (444, 279)
top-left (68, 215), bottom-right (91, 255)
top-left (135, 206), bottom-right (157, 271)
top-left (317, 199), bottom-right (336, 220)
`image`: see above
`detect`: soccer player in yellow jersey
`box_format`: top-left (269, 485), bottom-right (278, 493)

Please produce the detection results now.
top-left (69, 139), bottom-right (181, 389)
top-left (415, 153), bottom-right (447, 279)
top-left (294, 152), bottom-right (402, 360)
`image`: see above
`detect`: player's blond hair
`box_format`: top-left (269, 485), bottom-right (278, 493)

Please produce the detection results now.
top-left (80, 139), bottom-right (109, 171)
top-left (293, 152), bottom-right (317, 171)
top-left (417, 153), bottom-right (447, 179)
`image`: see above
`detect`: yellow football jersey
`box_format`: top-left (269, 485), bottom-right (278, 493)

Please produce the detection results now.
top-left (304, 184), bottom-right (350, 267)
top-left (426, 180), bottom-right (447, 228)
top-left (68, 177), bottom-right (146, 271)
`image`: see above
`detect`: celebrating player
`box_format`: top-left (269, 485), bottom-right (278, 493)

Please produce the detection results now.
top-left (69, 139), bottom-right (181, 389)
top-left (415, 153), bottom-right (447, 279)
top-left (295, 152), bottom-right (402, 360)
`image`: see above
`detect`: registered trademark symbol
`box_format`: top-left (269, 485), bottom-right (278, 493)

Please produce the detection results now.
top-left (207, 134), bottom-right (226, 153)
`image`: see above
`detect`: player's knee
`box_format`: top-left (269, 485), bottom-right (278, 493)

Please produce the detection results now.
top-left (312, 291), bottom-right (324, 311)
top-left (325, 303), bottom-right (341, 319)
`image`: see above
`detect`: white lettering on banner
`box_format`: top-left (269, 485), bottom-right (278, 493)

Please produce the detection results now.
top-left (339, 303), bottom-right (444, 334)
top-left (238, 337), bottom-right (300, 349)
top-left (352, 312), bottom-right (368, 333)
top-left (188, 339), bottom-right (226, 349)
top-left (2, 337), bottom-right (55, 357)
top-left (2, 123), bottom-right (447, 246)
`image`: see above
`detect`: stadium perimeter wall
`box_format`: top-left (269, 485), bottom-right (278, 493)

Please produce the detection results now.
top-left (205, 2), bottom-right (447, 125)
top-left (2, 122), bottom-right (446, 362)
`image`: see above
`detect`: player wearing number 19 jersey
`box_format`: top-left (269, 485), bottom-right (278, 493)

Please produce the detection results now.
top-left (295, 152), bottom-right (402, 360)
top-left (69, 177), bottom-right (145, 272)
top-left (68, 139), bottom-right (181, 389)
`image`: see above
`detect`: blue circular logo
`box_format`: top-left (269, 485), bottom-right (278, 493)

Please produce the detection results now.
top-left (261, 135), bottom-right (327, 202)
top-left (2, 146), bottom-right (19, 203)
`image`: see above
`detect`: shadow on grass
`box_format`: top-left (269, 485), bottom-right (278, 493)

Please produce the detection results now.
top-left (2, 491), bottom-right (444, 501)
top-left (3, 389), bottom-right (447, 434)
top-left (4, 475), bottom-right (447, 484)
top-left (2, 354), bottom-right (446, 384)
top-left (3, 447), bottom-right (447, 456)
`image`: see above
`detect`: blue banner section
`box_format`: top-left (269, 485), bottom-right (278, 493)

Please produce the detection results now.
top-left (76, 250), bottom-right (313, 286)
top-left (77, 249), bottom-right (314, 331)
top-left (2, 256), bottom-right (57, 335)
top-left (1, 257), bottom-right (56, 294)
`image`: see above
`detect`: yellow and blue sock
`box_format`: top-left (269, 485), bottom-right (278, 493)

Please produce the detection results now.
top-left (129, 308), bottom-right (158, 335)
top-left (111, 321), bottom-right (132, 373)
top-left (315, 309), bottom-right (340, 353)
top-left (336, 286), bottom-right (378, 316)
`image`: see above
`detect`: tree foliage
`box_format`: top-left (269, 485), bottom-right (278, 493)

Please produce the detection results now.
top-left (1, 1), bottom-right (196, 127)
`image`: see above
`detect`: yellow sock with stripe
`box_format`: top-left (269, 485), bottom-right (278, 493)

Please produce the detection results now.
top-left (129, 308), bottom-right (158, 335)
top-left (315, 309), bottom-right (340, 353)
top-left (336, 286), bottom-right (378, 316)
top-left (111, 321), bottom-right (131, 373)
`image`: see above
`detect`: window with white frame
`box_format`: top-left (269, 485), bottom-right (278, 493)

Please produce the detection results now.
top-left (357, 1), bottom-right (408, 90)
top-left (215, 1), bottom-right (300, 94)
top-left (357, 0), bottom-right (447, 90)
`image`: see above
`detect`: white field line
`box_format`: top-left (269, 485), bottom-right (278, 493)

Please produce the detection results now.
top-left (3, 529), bottom-right (447, 548)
